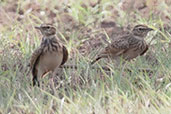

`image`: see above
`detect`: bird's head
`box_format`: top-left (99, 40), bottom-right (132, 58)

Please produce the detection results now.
top-left (132, 24), bottom-right (153, 38)
top-left (35, 24), bottom-right (56, 37)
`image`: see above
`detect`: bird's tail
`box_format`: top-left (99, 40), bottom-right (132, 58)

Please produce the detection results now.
top-left (32, 66), bottom-right (40, 87)
top-left (91, 56), bottom-right (102, 65)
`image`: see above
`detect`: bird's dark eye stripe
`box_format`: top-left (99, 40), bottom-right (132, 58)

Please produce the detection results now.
top-left (42, 26), bottom-right (50, 29)
top-left (138, 28), bottom-right (146, 30)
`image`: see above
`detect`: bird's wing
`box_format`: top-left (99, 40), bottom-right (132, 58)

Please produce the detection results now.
top-left (60, 45), bottom-right (68, 66)
top-left (91, 34), bottom-right (131, 64)
top-left (30, 46), bottom-right (43, 70)
top-left (140, 44), bottom-right (148, 56)
top-left (102, 35), bottom-right (130, 56)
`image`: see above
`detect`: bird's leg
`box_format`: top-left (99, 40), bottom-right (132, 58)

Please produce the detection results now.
top-left (52, 67), bottom-right (58, 77)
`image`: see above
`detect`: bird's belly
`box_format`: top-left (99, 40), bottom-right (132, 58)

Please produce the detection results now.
top-left (38, 51), bottom-right (63, 71)
top-left (123, 47), bottom-right (143, 60)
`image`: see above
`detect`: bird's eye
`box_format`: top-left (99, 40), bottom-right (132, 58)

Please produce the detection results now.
top-left (138, 28), bottom-right (143, 31)
top-left (46, 26), bottom-right (50, 29)
top-left (139, 27), bottom-right (147, 31)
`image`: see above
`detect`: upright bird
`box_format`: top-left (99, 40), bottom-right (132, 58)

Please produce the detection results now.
top-left (30, 24), bottom-right (68, 86)
top-left (91, 24), bottom-right (153, 65)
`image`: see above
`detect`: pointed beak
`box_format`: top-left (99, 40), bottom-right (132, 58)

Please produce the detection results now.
top-left (147, 27), bottom-right (153, 31)
top-left (35, 26), bottom-right (41, 30)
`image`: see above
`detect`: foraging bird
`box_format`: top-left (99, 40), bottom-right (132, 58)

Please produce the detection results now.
top-left (30, 24), bottom-right (68, 86)
top-left (91, 24), bottom-right (153, 65)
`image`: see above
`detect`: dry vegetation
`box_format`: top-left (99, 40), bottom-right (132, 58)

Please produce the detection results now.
top-left (0, 0), bottom-right (171, 113)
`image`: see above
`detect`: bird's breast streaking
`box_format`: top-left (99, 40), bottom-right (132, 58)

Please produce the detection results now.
top-left (41, 37), bottom-right (62, 53)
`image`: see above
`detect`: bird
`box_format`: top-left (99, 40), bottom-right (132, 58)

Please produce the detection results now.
top-left (29, 24), bottom-right (68, 86)
top-left (91, 24), bottom-right (153, 65)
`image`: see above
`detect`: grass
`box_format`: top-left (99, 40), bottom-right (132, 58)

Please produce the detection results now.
top-left (0, 0), bottom-right (171, 113)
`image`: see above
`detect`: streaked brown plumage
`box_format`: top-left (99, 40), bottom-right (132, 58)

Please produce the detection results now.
top-left (91, 24), bottom-right (153, 65)
top-left (30, 24), bottom-right (68, 86)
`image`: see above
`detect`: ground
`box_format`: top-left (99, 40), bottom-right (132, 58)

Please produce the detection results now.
top-left (0, 0), bottom-right (171, 113)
